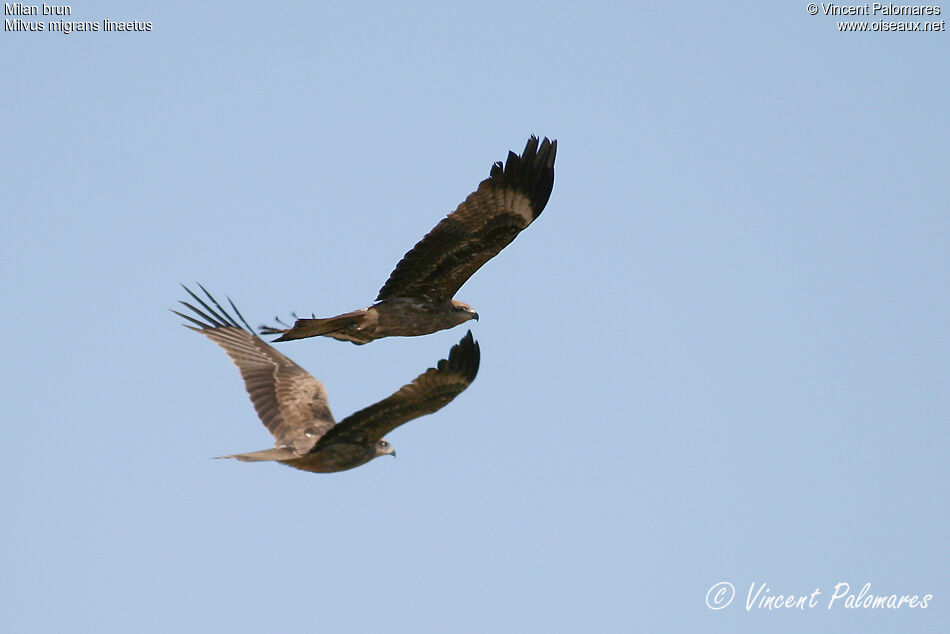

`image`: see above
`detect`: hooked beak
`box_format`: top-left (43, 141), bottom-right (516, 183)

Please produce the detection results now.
top-left (472, 312), bottom-right (479, 321)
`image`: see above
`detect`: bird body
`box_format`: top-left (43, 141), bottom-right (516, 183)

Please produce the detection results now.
top-left (274, 298), bottom-right (477, 344)
top-left (221, 441), bottom-right (390, 474)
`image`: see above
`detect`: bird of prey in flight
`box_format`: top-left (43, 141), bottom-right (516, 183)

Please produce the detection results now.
top-left (260, 135), bottom-right (556, 344)
top-left (174, 285), bottom-right (480, 473)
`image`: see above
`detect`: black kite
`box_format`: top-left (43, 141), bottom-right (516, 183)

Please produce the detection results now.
top-left (175, 285), bottom-right (480, 473)
top-left (261, 135), bottom-right (556, 344)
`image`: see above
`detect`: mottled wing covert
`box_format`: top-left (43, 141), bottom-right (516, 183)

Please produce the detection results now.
top-left (376, 136), bottom-right (556, 303)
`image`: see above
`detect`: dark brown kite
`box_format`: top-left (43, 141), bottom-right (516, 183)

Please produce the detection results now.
top-left (261, 135), bottom-right (556, 344)
top-left (175, 285), bottom-right (480, 473)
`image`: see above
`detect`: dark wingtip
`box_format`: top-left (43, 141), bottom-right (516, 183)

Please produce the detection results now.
top-left (175, 283), bottom-right (254, 335)
top-left (540, 137), bottom-right (557, 169)
top-left (446, 330), bottom-right (480, 383)
top-left (489, 135), bottom-right (557, 221)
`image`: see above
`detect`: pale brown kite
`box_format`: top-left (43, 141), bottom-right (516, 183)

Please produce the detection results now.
top-left (260, 135), bottom-right (556, 344)
top-left (175, 285), bottom-right (480, 473)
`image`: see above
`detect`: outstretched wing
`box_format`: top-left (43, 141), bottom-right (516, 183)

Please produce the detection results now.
top-left (376, 136), bottom-right (556, 304)
top-left (319, 331), bottom-right (480, 446)
top-left (173, 285), bottom-right (336, 454)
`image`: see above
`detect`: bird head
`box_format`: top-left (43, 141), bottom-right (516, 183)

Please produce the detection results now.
top-left (375, 439), bottom-right (396, 458)
top-left (450, 300), bottom-right (479, 324)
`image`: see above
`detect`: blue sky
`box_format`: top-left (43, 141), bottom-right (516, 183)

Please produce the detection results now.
top-left (3, 2), bottom-right (947, 632)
